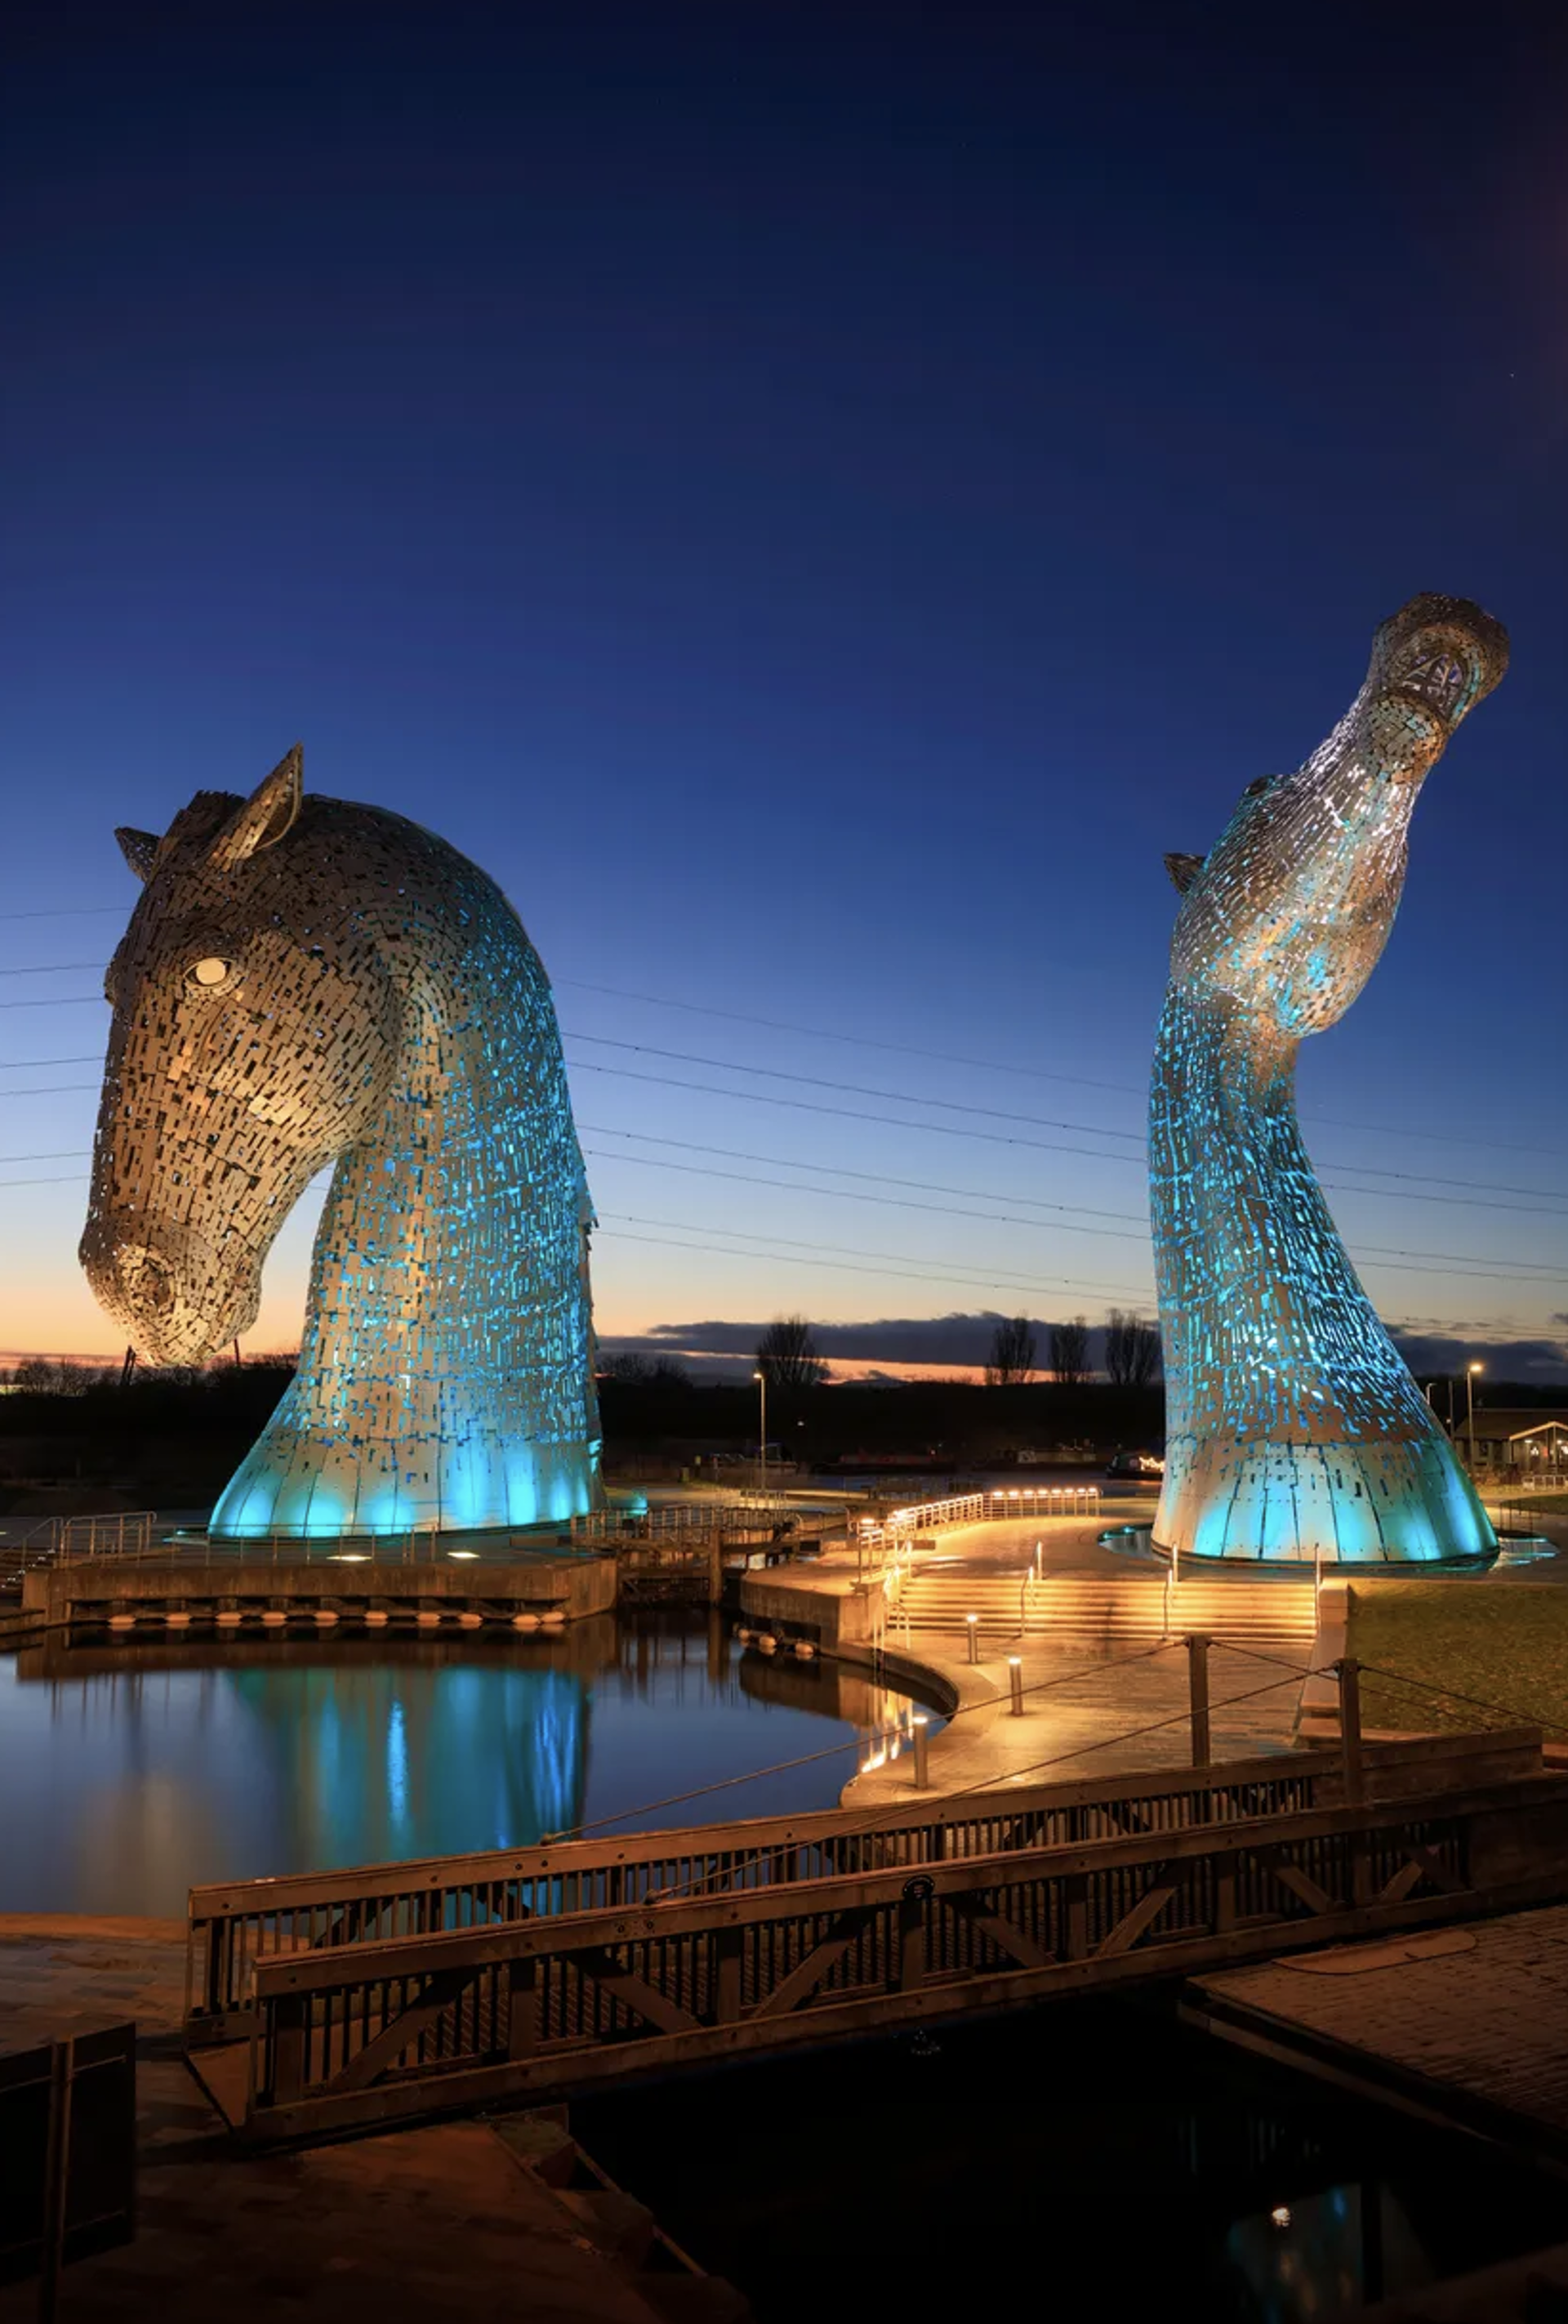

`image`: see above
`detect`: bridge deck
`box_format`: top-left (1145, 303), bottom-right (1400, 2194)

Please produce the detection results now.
top-left (229, 1736), bottom-right (1568, 2143)
top-left (1183, 1899), bottom-right (1568, 2174)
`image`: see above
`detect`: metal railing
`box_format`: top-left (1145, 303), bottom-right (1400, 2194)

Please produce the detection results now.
top-left (181, 1723), bottom-right (1522, 2036)
top-left (569, 1497), bottom-right (800, 1545)
top-left (240, 1736), bottom-right (1566, 2141)
top-left (22, 1512), bottom-right (158, 1564)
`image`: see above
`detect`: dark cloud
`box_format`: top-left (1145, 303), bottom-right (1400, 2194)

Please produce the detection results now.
top-left (603, 1310), bottom-right (1133, 1381)
top-left (1389, 1330), bottom-right (1568, 1385)
top-left (598, 1314), bottom-right (1568, 1387)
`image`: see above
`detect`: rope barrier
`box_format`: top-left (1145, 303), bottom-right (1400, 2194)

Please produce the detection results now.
top-left (643, 1657), bottom-right (1341, 1907)
top-left (1352, 1657), bottom-right (1568, 1738)
top-left (545, 1636), bottom-right (1187, 1844)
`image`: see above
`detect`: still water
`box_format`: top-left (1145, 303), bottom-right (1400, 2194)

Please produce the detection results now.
top-left (0, 1610), bottom-right (929, 1916)
top-left (577, 1997), bottom-right (1568, 2323)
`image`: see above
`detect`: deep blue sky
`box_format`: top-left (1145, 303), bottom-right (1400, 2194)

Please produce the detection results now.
top-left (3, 1), bottom-right (1566, 1378)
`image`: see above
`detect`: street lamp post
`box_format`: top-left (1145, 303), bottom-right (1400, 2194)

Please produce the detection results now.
top-left (753, 1369), bottom-right (767, 1498)
top-left (1467, 1362), bottom-right (1483, 1474)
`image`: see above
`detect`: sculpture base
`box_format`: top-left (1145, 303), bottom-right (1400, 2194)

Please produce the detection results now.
top-left (210, 1430), bottom-right (608, 1541)
top-left (1153, 1433), bottom-right (1497, 1567)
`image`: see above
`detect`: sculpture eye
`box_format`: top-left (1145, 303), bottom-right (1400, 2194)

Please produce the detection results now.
top-left (187, 956), bottom-right (234, 991)
top-left (1244, 778), bottom-right (1272, 798)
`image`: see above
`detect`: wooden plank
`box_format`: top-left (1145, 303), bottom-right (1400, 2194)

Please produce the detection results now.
top-left (564, 1948), bottom-right (701, 2038)
top-left (1265, 1862), bottom-right (1337, 1916)
top-left (247, 1876), bottom-right (1565, 2141)
top-left (251, 1778), bottom-right (1560, 1999)
top-left (751, 1911), bottom-right (875, 2020)
top-left (1096, 1879), bottom-right (1178, 1959)
top-left (947, 1892), bottom-right (1057, 1972)
top-left (328, 1969), bottom-right (479, 2093)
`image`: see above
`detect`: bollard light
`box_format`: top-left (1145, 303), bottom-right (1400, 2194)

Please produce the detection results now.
top-left (912, 1713), bottom-right (930, 1789)
top-left (1008, 1655), bottom-right (1025, 1716)
top-left (966, 1612), bottom-right (980, 1664)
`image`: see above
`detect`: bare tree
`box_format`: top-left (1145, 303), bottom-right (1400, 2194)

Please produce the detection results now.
top-left (1047, 1315), bottom-right (1091, 1387)
top-left (985, 1314), bottom-right (1036, 1387)
top-left (599, 1351), bottom-right (652, 1384)
top-left (755, 1315), bottom-right (828, 1390)
top-left (1104, 1309), bottom-right (1162, 1388)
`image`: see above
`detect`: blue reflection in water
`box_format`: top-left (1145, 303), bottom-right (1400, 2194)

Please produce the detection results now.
top-left (0, 1621), bottom-right (918, 1917)
top-left (1226, 2181), bottom-right (1431, 2320)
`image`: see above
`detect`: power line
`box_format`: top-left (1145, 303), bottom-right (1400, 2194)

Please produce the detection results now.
top-left (579, 1126), bottom-right (1568, 1280)
top-left (6, 954), bottom-right (1562, 1198)
top-left (0, 997), bottom-right (100, 1012)
top-left (0, 962), bottom-right (104, 978)
top-left (594, 1220), bottom-right (1152, 1302)
top-left (4, 1120), bottom-right (1560, 1289)
top-left (567, 1032), bottom-right (1568, 1204)
top-left (578, 1146), bottom-right (1566, 1289)
top-left (566, 1057), bottom-right (1568, 1219)
top-left (568, 1029), bottom-right (1143, 1144)
top-left (559, 976), bottom-right (1568, 1166)
top-left (0, 907), bottom-right (122, 923)
top-left (0, 1055), bottom-right (100, 1071)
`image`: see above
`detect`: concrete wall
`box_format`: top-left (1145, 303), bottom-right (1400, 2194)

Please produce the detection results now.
top-left (23, 1554), bottom-right (619, 1626)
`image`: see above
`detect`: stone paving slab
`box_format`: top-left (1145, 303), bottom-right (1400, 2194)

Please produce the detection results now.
top-left (0, 1916), bottom-right (739, 2322)
top-left (0, 1916), bottom-right (187, 2051)
top-left (1188, 1901), bottom-right (1568, 2167)
top-left (0, 2090), bottom-right (679, 2324)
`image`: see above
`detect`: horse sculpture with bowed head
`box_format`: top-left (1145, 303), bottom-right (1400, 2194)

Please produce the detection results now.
top-left (82, 747), bottom-right (605, 1537)
top-left (1150, 593), bottom-right (1509, 1566)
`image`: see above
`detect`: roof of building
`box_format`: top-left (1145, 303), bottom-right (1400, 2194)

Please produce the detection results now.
top-left (1463, 1407), bottom-right (1568, 1439)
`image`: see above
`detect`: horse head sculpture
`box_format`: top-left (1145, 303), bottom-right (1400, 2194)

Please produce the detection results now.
top-left (83, 747), bottom-right (604, 1537)
top-left (1150, 595), bottom-right (1508, 1565)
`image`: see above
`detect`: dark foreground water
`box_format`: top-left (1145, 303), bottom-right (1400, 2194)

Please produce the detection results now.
top-left (577, 1999), bottom-right (1568, 2322)
top-left (0, 1610), bottom-right (929, 1916)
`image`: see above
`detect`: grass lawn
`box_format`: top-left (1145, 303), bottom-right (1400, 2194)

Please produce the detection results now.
top-left (1512, 1492), bottom-right (1568, 1515)
top-left (1347, 1580), bottom-right (1568, 1737)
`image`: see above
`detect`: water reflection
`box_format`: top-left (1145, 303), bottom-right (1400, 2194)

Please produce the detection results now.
top-left (0, 1613), bottom-right (933, 1917)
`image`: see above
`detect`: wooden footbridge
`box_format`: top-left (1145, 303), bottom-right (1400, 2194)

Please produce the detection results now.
top-left (184, 1720), bottom-right (1568, 2143)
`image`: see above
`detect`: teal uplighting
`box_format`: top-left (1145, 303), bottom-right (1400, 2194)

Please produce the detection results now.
top-left (1150, 596), bottom-right (1508, 1567)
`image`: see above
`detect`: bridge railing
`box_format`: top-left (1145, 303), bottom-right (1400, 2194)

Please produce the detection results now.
top-left (183, 1726), bottom-right (1529, 2036)
top-left (240, 1742), bottom-right (1568, 2142)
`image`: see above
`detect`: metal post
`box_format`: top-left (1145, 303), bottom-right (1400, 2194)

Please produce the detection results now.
top-left (754, 1369), bottom-right (767, 1498)
top-left (911, 1713), bottom-right (929, 1790)
top-left (965, 1613), bottom-right (980, 1665)
top-left (1008, 1655), bottom-right (1024, 1716)
top-left (1187, 1632), bottom-right (1211, 1767)
top-left (38, 2035), bottom-right (74, 2324)
top-left (1338, 1657), bottom-right (1364, 1804)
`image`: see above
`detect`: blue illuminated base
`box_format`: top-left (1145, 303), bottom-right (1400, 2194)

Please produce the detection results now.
top-left (210, 1429), bottom-right (606, 1541)
top-left (1152, 1435), bottom-right (1497, 1567)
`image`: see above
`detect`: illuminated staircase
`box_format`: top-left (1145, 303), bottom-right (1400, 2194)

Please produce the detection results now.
top-left (893, 1572), bottom-right (1317, 1643)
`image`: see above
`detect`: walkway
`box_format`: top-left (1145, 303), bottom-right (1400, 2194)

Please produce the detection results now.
top-left (840, 1513), bottom-right (1315, 1807)
top-left (1185, 1900), bottom-right (1568, 2175)
top-left (0, 1920), bottom-right (747, 2323)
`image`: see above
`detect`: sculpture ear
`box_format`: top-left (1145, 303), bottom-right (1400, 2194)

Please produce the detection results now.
top-left (115, 827), bottom-right (161, 883)
top-left (209, 743), bottom-right (303, 869)
top-left (1165, 852), bottom-right (1205, 894)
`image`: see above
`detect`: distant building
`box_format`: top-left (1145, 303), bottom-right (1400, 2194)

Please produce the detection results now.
top-left (1460, 1409), bottom-right (1568, 1475)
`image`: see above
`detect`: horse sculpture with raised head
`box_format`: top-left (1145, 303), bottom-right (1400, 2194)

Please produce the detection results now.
top-left (1151, 593), bottom-right (1508, 1565)
top-left (82, 747), bottom-right (606, 1538)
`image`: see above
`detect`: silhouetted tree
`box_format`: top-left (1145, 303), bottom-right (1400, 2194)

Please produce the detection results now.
top-left (986, 1315), bottom-right (1036, 1387)
top-left (755, 1316), bottom-right (828, 1391)
top-left (1047, 1316), bottom-right (1091, 1387)
top-left (599, 1351), bottom-right (653, 1384)
top-left (1104, 1309), bottom-right (1162, 1388)
top-left (650, 1358), bottom-right (691, 1389)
